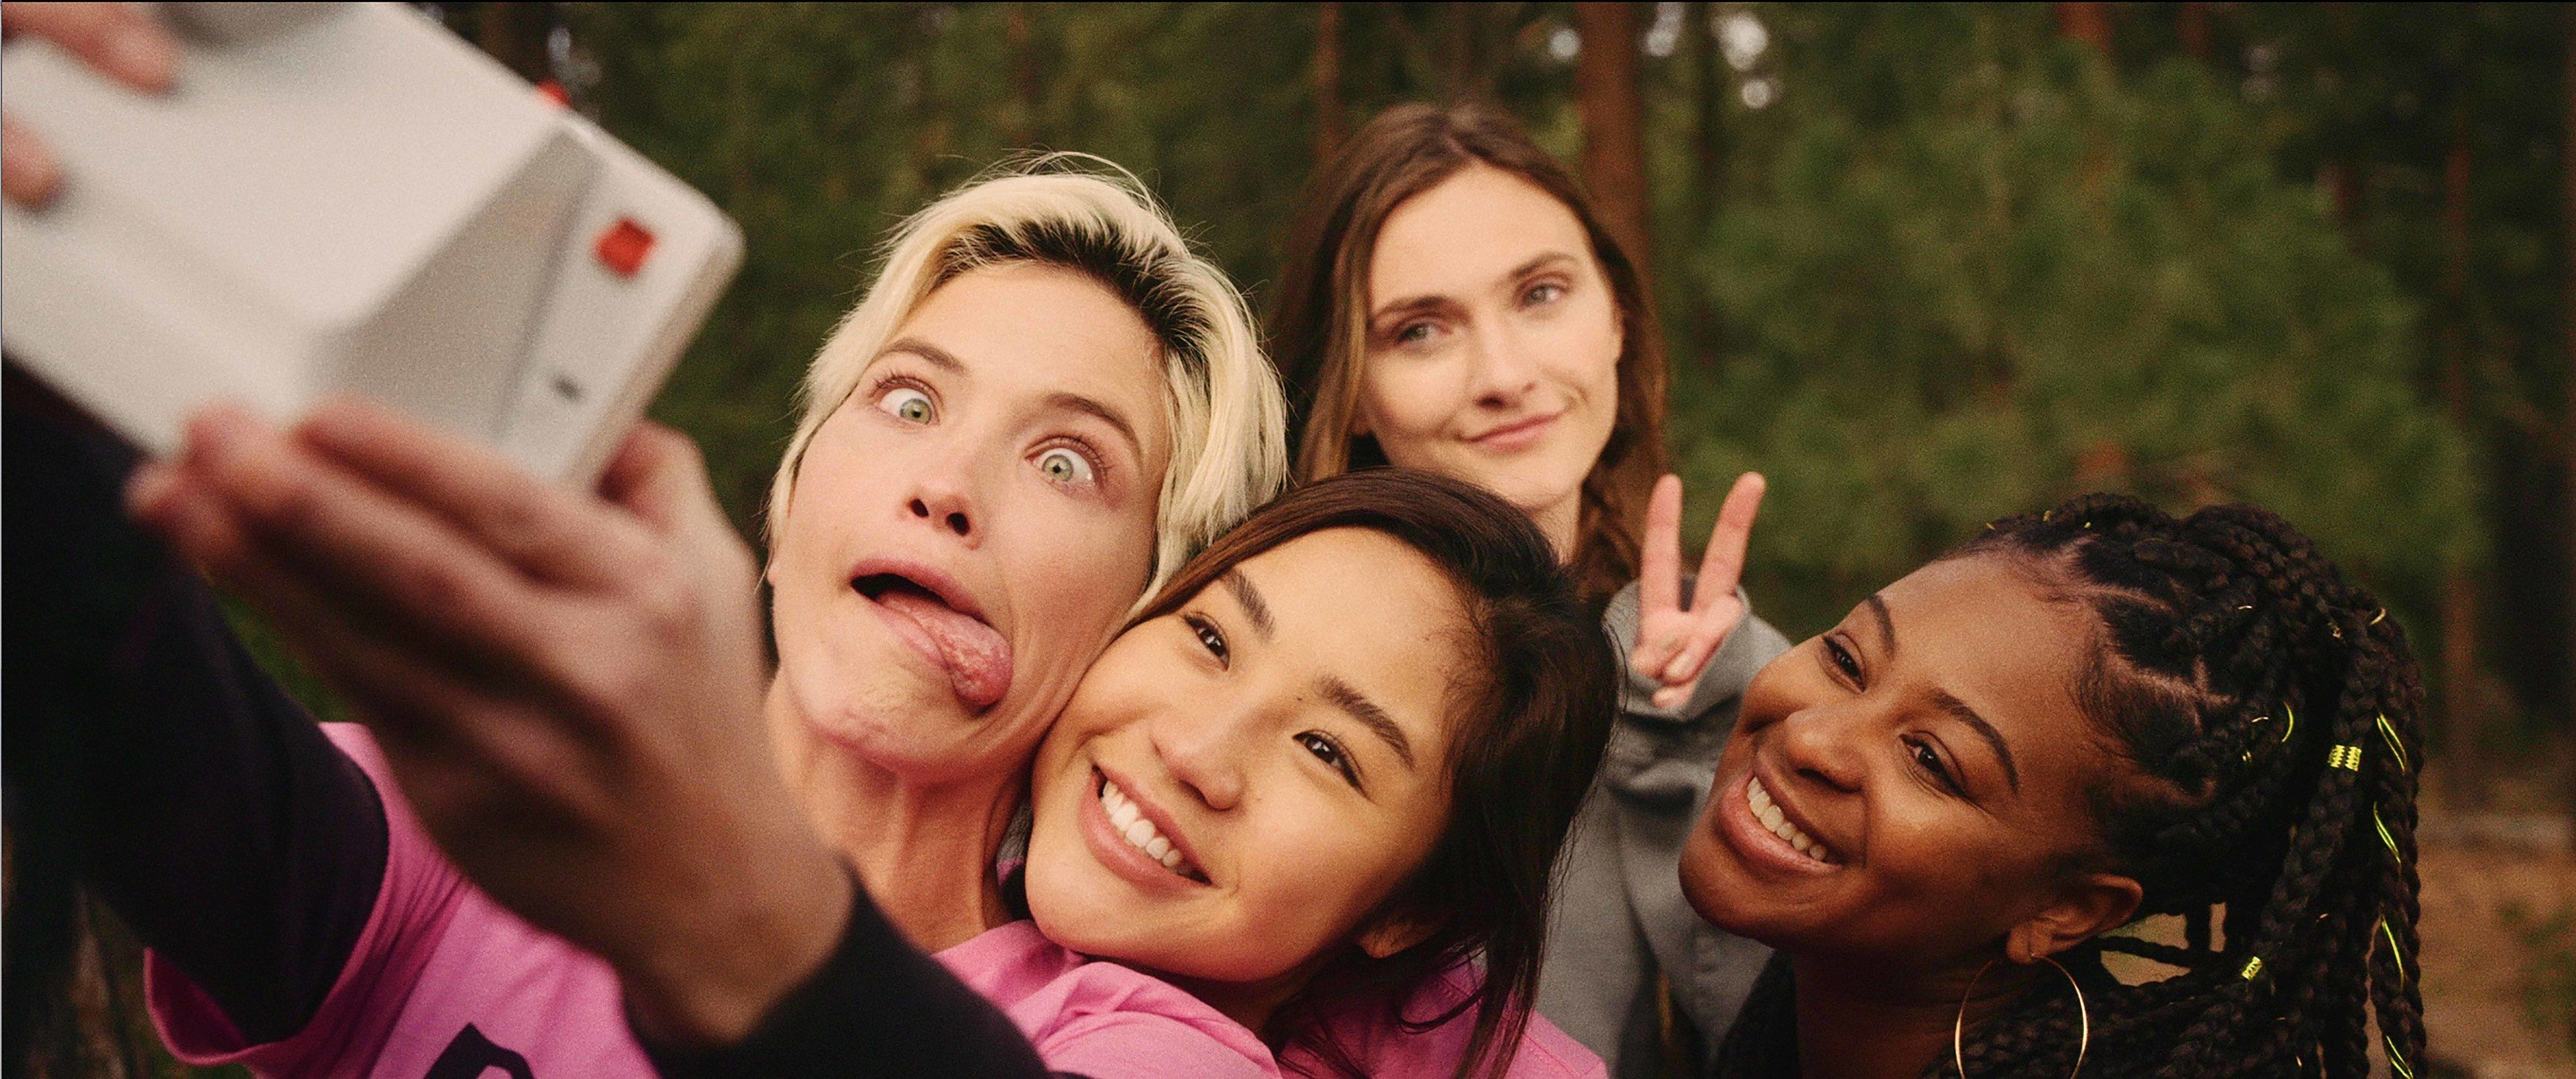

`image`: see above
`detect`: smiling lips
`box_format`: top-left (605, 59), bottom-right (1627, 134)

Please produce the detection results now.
top-left (1747, 775), bottom-right (1841, 865)
top-left (1468, 411), bottom-right (1560, 452)
top-left (1097, 774), bottom-right (1203, 879)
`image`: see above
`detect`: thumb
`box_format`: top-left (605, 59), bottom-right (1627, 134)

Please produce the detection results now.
top-left (598, 423), bottom-right (724, 537)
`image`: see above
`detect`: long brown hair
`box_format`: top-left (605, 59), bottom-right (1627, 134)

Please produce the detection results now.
top-left (1268, 101), bottom-right (1670, 602)
top-left (1132, 470), bottom-right (1617, 1079)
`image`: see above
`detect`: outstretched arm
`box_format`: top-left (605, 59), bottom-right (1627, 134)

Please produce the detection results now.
top-left (130, 399), bottom-right (1055, 1072)
top-left (3, 372), bottom-right (386, 1045)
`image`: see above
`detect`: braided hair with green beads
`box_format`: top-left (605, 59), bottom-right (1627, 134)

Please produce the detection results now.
top-left (1713, 493), bottom-right (2426, 1078)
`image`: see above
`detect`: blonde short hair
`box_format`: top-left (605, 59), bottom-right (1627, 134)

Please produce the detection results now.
top-left (767, 158), bottom-right (1287, 603)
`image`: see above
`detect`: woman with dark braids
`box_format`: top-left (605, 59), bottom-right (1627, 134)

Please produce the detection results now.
top-left (1678, 493), bottom-right (2423, 1078)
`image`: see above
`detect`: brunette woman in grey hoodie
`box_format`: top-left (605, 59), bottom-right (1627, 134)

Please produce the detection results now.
top-left (1269, 101), bottom-right (1790, 1077)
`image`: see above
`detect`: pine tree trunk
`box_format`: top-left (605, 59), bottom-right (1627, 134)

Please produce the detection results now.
top-left (2444, 89), bottom-right (2485, 804)
top-left (2177, 2), bottom-right (2210, 60)
top-left (1006, 5), bottom-right (1042, 147)
top-left (1313, 2), bottom-right (1344, 163)
top-left (1574, 2), bottom-right (1652, 278)
top-left (2057, 2), bottom-right (2113, 55)
top-left (1686, 0), bottom-right (1725, 368)
top-left (475, 1), bottom-right (555, 83)
top-left (1444, 1), bottom-right (1475, 99)
top-left (2562, 2), bottom-right (2576, 825)
top-left (2322, 4), bottom-right (2366, 249)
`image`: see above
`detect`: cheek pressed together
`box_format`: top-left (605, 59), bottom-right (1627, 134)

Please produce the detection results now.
top-left (1022, 527), bottom-right (1467, 1013)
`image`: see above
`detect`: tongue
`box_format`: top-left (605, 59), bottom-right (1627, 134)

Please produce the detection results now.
top-left (876, 588), bottom-right (1013, 708)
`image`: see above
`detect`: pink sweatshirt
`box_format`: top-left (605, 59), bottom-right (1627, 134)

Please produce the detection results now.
top-left (148, 724), bottom-right (1606, 1078)
top-left (936, 921), bottom-right (1607, 1079)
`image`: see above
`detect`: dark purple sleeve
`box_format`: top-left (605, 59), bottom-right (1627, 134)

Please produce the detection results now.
top-left (2, 369), bottom-right (387, 1046)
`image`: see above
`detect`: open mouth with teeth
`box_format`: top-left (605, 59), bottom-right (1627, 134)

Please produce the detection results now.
top-left (1096, 772), bottom-right (1207, 882)
top-left (852, 572), bottom-right (1011, 708)
top-left (1747, 776), bottom-right (1841, 865)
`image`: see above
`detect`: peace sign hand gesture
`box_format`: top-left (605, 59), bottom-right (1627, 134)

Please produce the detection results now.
top-left (1631, 472), bottom-right (1766, 711)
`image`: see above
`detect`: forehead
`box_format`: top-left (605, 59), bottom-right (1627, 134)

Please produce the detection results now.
top-left (888, 262), bottom-right (1169, 437)
top-left (1872, 556), bottom-right (2100, 760)
top-left (1229, 528), bottom-right (1468, 713)
top-left (1369, 164), bottom-right (1591, 305)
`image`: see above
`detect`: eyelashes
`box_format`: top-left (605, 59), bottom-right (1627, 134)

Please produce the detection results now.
top-left (1817, 633), bottom-right (1970, 797)
top-left (1823, 635), bottom-right (1862, 682)
top-left (1297, 731), bottom-right (1362, 788)
top-left (1177, 611), bottom-right (1367, 792)
top-left (1184, 612), bottom-right (1229, 666)
top-left (861, 372), bottom-right (1111, 491)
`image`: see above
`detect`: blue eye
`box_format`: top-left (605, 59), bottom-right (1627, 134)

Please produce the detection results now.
top-left (877, 386), bottom-right (934, 423)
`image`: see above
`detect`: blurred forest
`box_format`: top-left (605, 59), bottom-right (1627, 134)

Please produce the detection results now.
top-left (458, 0), bottom-right (2573, 814)
top-left (28, 5), bottom-right (2576, 1078)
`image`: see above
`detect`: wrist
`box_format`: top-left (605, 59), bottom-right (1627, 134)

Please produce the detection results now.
top-left (620, 843), bottom-right (855, 1049)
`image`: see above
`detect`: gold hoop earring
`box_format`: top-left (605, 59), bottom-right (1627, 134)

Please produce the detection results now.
top-left (1952, 954), bottom-right (2089, 1077)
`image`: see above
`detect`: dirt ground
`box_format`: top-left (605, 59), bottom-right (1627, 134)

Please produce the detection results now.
top-left (2418, 833), bottom-right (2576, 1078)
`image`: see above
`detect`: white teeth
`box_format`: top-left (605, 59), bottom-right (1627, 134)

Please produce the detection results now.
top-left (1097, 776), bottom-right (1198, 878)
top-left (1745, 777), bottom-right (1837, 864)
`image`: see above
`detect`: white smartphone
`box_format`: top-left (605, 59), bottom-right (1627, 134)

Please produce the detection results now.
top-left (1, 2), bottom-right (743, 485)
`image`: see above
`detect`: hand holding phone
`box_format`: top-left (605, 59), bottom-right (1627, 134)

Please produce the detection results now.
top-left (2, 2), bottom-right (741, 485)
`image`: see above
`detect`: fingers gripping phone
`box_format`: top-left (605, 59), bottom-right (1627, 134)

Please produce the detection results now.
top-left (1, 2), bottom-right (743, 485)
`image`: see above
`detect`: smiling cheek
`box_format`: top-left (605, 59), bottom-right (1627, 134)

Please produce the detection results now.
top-left (1172, 801), bottom-right (1421, 982)
top-left (1029, 768), bottom-right (1424, 984)
top-left (1356, 363), bottom-right (1467, 460)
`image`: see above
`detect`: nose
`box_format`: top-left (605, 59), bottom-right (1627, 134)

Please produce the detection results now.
top-left (902, 453), bottom-right (979, 546)
top-left (1151, 707), bottom-right (1246, 813)
top-left (1775, 702), bottom-right (1867, 796)
top-left (1464, 321), bottom-right (1542, 409)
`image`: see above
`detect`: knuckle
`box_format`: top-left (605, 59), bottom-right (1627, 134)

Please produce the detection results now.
top-left (395, 552), bottom-right (478, 611)
top-left (482, 495), bottom-right (549, 547)
top-left (627, 562), bottom-right (700, 633)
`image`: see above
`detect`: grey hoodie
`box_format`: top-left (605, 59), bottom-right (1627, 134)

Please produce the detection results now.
top-left (1534, 579), bottom-right (1792, 1078)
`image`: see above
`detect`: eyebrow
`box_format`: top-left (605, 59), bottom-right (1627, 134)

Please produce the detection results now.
top-left (1042, 391), bottom-right (1144, 462)
top-left (1865, 593), bottom-right (2019, 792)
top-left (1864, 593), bottom-right (1898, 655)
top-left (1321, 676), bottom-right (1417, 770)
top-left (879, 338), bottom-right (1143, 462)
top-left (1220, 568), bottom-right (1275, 640)
top-left (1368, 251), bottom-right (1582, 323)
top-left (1928, 688), bottom-right (2021, 793)
top-left (879, 337), bottom-right (965, 373)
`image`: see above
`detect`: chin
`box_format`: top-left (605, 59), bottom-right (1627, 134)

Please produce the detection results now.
top-left (783, 651), bottom-right (1022, 774)
top-left (1678, 827), bottom-right (1812, 949)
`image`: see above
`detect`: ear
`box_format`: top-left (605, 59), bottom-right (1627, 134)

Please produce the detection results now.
top-left (1356, 909), bottom-right (1442, 959)
top-left (2006, 872), bottom-right (2143, 964)
top-left (1348, 405), bottom-right (1373, 439)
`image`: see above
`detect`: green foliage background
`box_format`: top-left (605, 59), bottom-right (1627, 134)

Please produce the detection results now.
top-left (556, 1), bottom-right (2492, 705)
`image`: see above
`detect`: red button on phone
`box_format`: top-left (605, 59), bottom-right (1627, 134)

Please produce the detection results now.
top-left (594, 217), bottom-right (654, 278)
